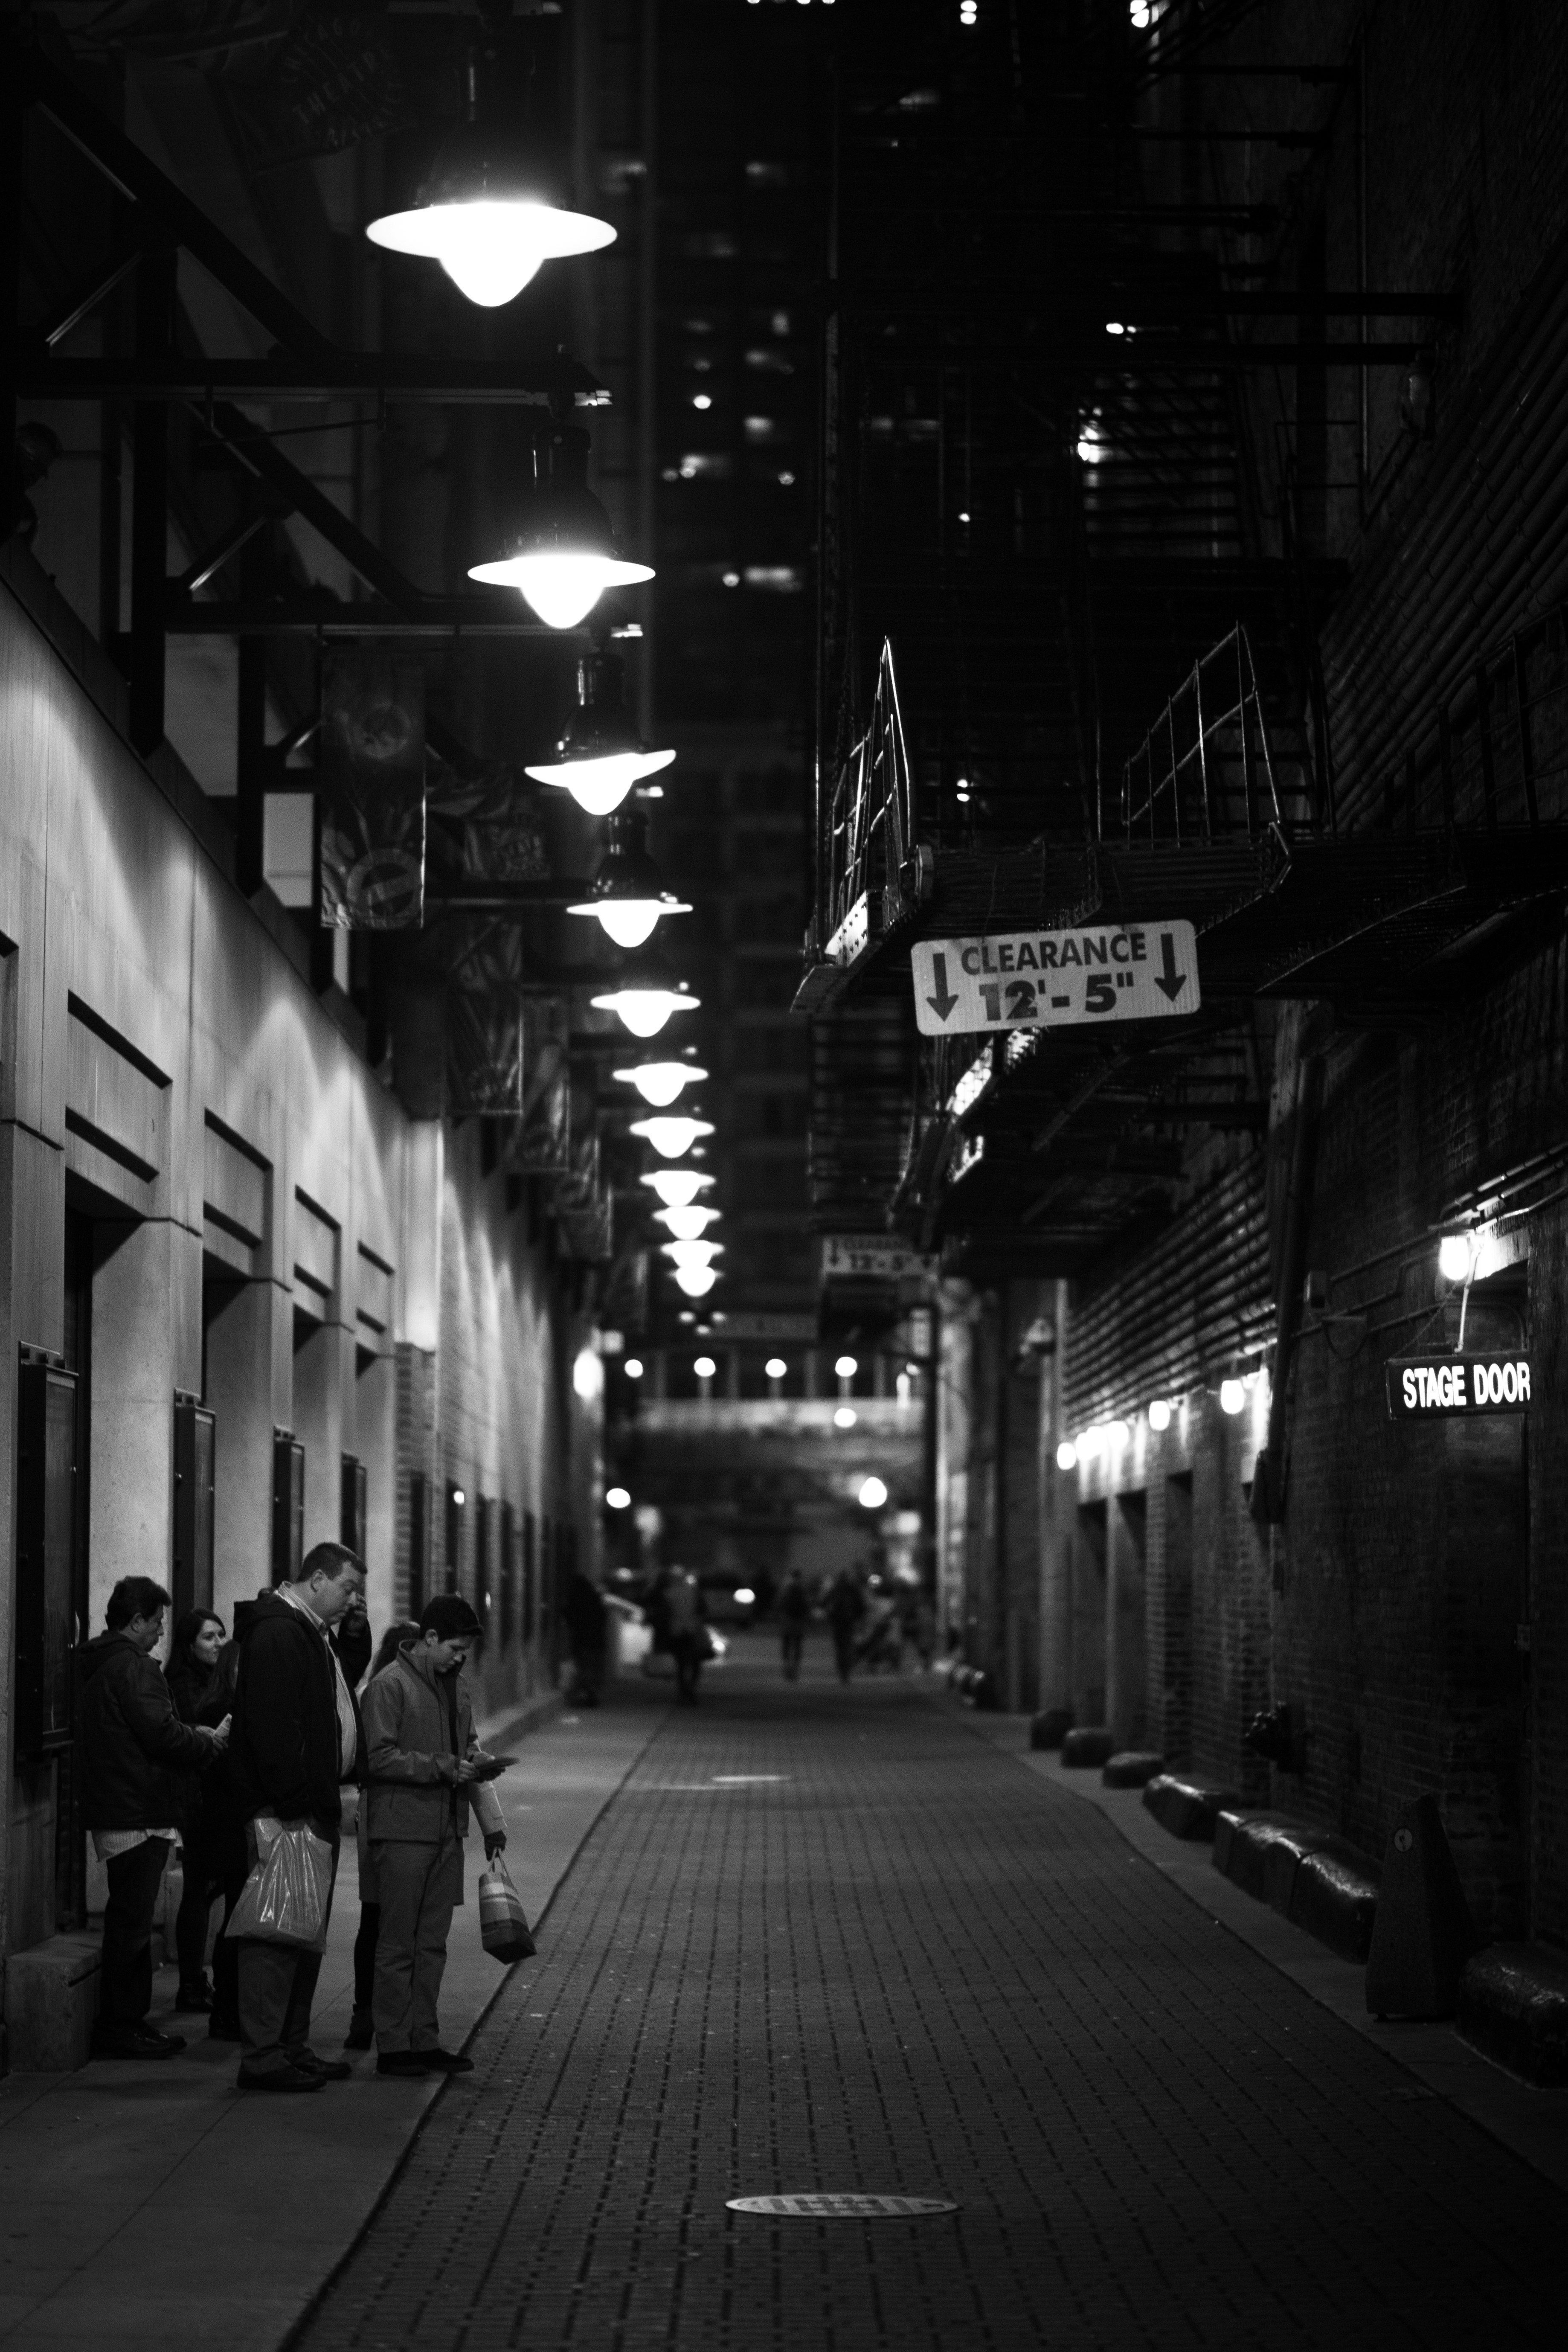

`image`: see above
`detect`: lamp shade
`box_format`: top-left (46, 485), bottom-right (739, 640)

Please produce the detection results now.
top-left (614, 1058), bottom-right (709, 1107)
top-left (655, 1204), bottom-right (720, 1241)
top-left (366, 119), bottom-right (614, 308)
top-left (568, 811), bottom-right (690, 947)
top-left (660, 1239), bottom-right (724, 1270)
top-left (526, 652), bottom-right (675, 813)
top-left (469, 427), bottom-right (652, 627)
top-left (640, 1169), bottom-right (714, 1208)
top-left (590, 948), bottom-right (699, 1038)
top-left (630, 1115), bottom-right (714, 1159)
top-left (674, 1264), bottom-right (718, 1298)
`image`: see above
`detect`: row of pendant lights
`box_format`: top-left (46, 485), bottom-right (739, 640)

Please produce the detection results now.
top-left (366, 83), bottom-right (717, 1297)
top-left (1055, 1370), bottom-right (1265, 1470)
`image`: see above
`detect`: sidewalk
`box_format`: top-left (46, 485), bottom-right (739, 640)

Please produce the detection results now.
top-left (0, 1681), bottom-right (666, 2350)
top-left (298, 1643), bottom-right (1565, 2352)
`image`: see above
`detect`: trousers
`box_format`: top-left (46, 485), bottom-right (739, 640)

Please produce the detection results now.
top-left (371, 1833), bottom-right (465, 2054)
top-left (100, 1837), bottom-right (172, 2026)
top-left (236, 1829), bottom-right (340, 2076)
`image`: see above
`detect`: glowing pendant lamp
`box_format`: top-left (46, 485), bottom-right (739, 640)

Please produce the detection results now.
top-left (568, 811), bottom-right (690, 948)
top-left (366, 68), bottom-right (614, 308)
top-left (674, 1264), bottom-right (719, 1299)
top-left (590, 947), bottom-right (699, 1038)
top-left (655, 1204), bottom-right (720, 1241)
top-left (630, 1114), bottom-right (714, 1159)
top-left (526, 653), bottom-right (675, 814)
top-left (661, 1239), bottom-right (724, 1271)
top-left (640, 1169), bottom-right (713, 1209)
top-left (614, 1058), bottom-right (709, 1108)
top-left (469, 426), bottom-right (652, 628)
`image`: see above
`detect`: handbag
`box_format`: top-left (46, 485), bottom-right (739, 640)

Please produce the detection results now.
top-left (478, 1855), bottom-right (537, 1963)
top-left (227, 1815), bottom-right (334, 1952)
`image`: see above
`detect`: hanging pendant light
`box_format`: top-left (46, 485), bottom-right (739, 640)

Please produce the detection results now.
top-left (568, 810), bottom-right (690, 948)
top-left (469, 424), bottom-right (652, 628)
top-left (661, 1239), bottom-right (724, 1271)
top-left (526, 652), bottom-right (675, 813)
top-left (366, 55), bottom-right (615, 308)
top-left (640, 1168), bottom-right (714, 1208)
top-left (674, 1263), bottom-right (719, 1298)
top-left (654, 1204), bottom-right (720, 1241)
top-left (590, 947), bottom-right (699, 1038)
top-left (614, 1057), bottom-right (709, 1107)
top-left (630, 1114), bottom-right (714, 1159)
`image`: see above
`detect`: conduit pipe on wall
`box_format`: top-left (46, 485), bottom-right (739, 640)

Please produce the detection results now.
top-left (1251, 1053), bottom-right (1324, 1524)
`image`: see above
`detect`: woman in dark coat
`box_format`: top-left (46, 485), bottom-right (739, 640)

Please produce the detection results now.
top-left (166, 1609), bottom-right (230, 2011)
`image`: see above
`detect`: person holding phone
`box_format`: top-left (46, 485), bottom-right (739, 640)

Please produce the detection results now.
top-left (360, 1595), bottom-right (506, 2078)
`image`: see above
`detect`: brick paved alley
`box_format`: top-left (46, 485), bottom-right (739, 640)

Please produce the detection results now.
top-left (296, 1654), bottom-right (1563, 2352)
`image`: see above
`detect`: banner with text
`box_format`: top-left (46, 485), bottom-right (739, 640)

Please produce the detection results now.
top-left (910, 922), bottom-right (1199, 1037)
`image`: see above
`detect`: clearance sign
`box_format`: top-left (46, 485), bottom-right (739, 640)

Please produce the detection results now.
top-left (910, 923), bottom-right (1200, 1038)
top-left (1385, 1353), bottom-right (1532, 1421)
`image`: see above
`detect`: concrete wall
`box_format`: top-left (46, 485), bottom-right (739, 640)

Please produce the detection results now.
top-left (0, 559), bottom-right (590, 1992)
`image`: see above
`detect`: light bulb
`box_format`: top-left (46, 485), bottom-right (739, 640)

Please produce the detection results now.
top-left (675, 1264), bottom-right (718, 1297)
top-left (1056, 1439), bottom-right (1078, 1471)
top-left (693, 1355), bottom-right (717, 1378)
top-left (859, 1476), bottom-right (889, 1509)
top-left (833, 1406), bottom-right (857, 1429)
top-left (470, 550), bottom-right (653, 629)
top-left (1438, 1234), bottom-right (1472, 1282)
top-left (656, 1205), bottom-right (719, 1241)
top-left (1148, 1398), bottom-right (1171, 1432)
top-left (1219, 1378), bottom-right (1246, 1416)
top-left (662, 1239), bottom-right (723, 1270)
top-left (528, 748), bottom-right (675, 814)
top-left (590, 901), bottom-right (664, 948)
top-left (641, 1169), bottom-right (714, 1208)
top-left (605, 1485), bottom-right (631, 1509)
top-left (1107, 1418), bottom-right (1130, 1446)
top-left (765, 1358), bottom-right (787, 1379)
top-left (591, 956), bottom-right (699, 1038)
top-left (616, 1061), bottom-right (708, 1107)
top-left (624, 1358), bottom-right (644, 1378)
top-left (366, 198), bottom-right (615, 309)
top-left (1076, 1426), bottom-right (1103, 1461)
top-left (834, 1354), bottom-right (858, 1378)
top-left (631, 1116), bottom-right (714, 1157)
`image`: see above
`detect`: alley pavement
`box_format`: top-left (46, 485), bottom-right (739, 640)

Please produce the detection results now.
top-left (297, 1640), bottom-right (1563, 2352)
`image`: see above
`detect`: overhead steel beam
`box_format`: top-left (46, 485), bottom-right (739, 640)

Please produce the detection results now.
top-left (17, 356), bottom-right (599, 404)
top-left (162, 602), bottom-right (570, 639)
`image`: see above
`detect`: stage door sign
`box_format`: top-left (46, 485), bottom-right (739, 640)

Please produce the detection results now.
top-left (910, 923), bottom-right (1200, 1038)
top-left (1385, 1353), bottom-right (1532, 1421)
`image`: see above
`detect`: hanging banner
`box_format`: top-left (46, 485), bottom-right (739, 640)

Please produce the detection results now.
top-left (508, 999), bottom-right (572, 1174)
top-left (319, 648), bottom-right (426, 930)
top-left (447, 990), bottom-right (524, 1117)
top-left (910, 922), bottom-right (1201, 1037)
top-left (1385, 1352), bottom-right (1532, 1421)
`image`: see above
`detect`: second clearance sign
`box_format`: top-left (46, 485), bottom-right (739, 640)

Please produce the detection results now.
top-left (910, 923), bottom-right (1200, 1038)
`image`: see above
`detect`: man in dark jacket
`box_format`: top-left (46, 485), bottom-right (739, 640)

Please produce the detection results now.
top-left (78, 1576), bottom-right (222, 2059)
top-left (228, 1542), bottom-right (366, 2092)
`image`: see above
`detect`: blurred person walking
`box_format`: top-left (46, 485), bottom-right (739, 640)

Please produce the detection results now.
top-left (778, 1568), bottom-right (810, 1680)
top-left (165, 1608), bottom-right (229, 2012)
top-left (825, 1567), bottom-right (866, 1685)
top-left (78, 1577), bottom-right (224, 2060)
top-left (360, 1596), bottom-right (506, 2077)
top-left (227, 1544), bottom-right (366, 2093)
top-left (661, 1567), bottom-right (707, 1705)
top-left (343, 1617), bottom-right (421, 2052)
top-left (562, 1567), bottom-right (608, 1707)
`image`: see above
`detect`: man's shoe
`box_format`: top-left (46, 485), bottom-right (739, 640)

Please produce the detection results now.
top-left (207, 2012), bottom-right (241, 2041)
top-left (415, 2048), bottom-right (475, 2074)
top-left (92, 2025), bottom-right (181, 2061)
top-left (174, 1977), bottom-right (213, 2013)
top-left (343, 2006), bottom-right (374, 2052)
top-left (375, 2051), bottom-right (431, 2078)
top-left (237, 2063), bottom-right (325, 2093)
top-left (293, 2051), bottom-right (352, 2082)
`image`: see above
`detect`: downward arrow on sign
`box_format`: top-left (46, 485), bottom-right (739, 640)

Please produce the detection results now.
top-left (926, 953), bottom-right (959, 1023)
top-left (1154, 931), bottom-right (1188, 1001)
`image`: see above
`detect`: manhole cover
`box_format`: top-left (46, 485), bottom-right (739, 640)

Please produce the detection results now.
top-left (727, 2193), bottom-right (957, 2219)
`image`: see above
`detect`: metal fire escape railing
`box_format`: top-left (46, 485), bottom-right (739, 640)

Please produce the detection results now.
top-left (1108, 623), bottom-right (1322, 849)
top-left (822, 639), bottom-right (921, 962)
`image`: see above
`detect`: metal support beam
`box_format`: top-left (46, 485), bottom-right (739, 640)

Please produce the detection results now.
top-left (163, 601), bottom-right (570, 639)
top-left (128, 244), bottom-right (174, 755)
top-left (16, 356), bottom-right (601, 406)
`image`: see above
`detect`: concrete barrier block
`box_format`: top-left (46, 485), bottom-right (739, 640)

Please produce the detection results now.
top-left (1457, 1945), bottom-right (1568, 2086)
top-left (1030, 1708), bottom-right (1073, 1751)
top-left (1290, 1843), bottom-right (1379, 1964)
top-left (6, 1932), bottom-right (102, 2071)
top-left (1142, 1775), bottom-right (1241, 1842)
top-left (1212, 1811), bottom-right (1310, 1903)
top-left (1060, 1727), bottom-right (1115, 1769)
top-left (1102, 1750), bottom-right (1164, 1789)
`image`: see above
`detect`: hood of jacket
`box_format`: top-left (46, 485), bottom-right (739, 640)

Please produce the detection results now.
top-left (397, 1637), bottom-right (461, 1697)
top-left (79, 1628), bottom-right (139, 1683)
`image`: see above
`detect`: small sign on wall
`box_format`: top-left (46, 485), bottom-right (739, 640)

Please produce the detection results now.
top-left (1385, 1353), bottom-right (1532, 1420)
